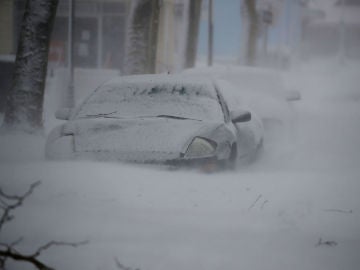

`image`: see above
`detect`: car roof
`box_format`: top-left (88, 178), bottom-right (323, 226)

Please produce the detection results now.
top-left (104, 74), bottom-right (215, 88)
top-left (98, 74), bottom-right (220, 100)
top-left (183, 65), bottom-right (286, 95)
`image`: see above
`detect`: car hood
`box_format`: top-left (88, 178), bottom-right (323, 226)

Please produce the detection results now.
top-left (65, 118), bottom-right (220, 162)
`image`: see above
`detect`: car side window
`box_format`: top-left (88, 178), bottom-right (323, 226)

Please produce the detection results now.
top-left (215, 87), bottom-right (230, 123)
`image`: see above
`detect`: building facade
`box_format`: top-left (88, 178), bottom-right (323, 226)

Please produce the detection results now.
top-left (3, 0), bottom-right (130, 70)
top-left (302, 0), bottom-right (360, 60)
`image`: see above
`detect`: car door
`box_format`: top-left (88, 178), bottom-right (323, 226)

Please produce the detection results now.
top-left (216, 87), bottom-right (257, 159)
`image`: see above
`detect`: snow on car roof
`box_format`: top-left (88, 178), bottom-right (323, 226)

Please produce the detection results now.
top-left (98, 74), bottom-right (217, 99)
top-left (103, 74), bottom-right (216, 92)
top-left (97, 74), bottom-right (219, 100)
top-left (105, 73), bottom-right (214, 85)
top-left (183, 65), bottom-right (286, 96)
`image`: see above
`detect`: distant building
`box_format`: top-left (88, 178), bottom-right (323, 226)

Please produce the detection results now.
top-left (1, 0), bottom-right (193, 73)
top-left (0, 0), bottom-right (198, 110)
top-left (0, 0), bottom-right (131, 113)
top-left (302, 0), bottom-right (360, 59)
top-left (51, 0), bottom-right (130, 70)
top-left (1, 0), bottom-right (130, 70)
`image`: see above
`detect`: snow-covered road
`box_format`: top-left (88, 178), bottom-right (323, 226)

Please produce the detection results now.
top-left (1, 61), bottom-right (360, 270)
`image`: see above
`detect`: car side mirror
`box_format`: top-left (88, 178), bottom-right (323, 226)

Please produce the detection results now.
top-left (55, 108), bottom-right (73, 120)
top-left (231, 110), bottom-right (251, 123)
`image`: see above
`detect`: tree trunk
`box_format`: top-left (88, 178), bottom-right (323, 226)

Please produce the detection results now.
top-left (124, 0), bottom-right (161, 75)
top-left (185, 0), bottom-right (202, 69)
top-left (244, 0), bottom-right (258, 66)
top-left (2, 0), bottom-right (58, 133)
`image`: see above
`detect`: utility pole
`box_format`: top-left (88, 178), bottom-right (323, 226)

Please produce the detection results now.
top-left (244, 0), bottom-right (258, 66)
top-left (97, 2), bottom-right (103, 68)
top-left (185, 0), bottom-right (202, 68)
top-left (261, 7), bottom-right (272, 56)
top-left (66, 0), bottom-right (75, 108)
top-left (262, 23), bottom-right (268, 55)
top-left (207, 0), bottom-right (213, 66)
top-left (338, 0), bottom-right (346, 64)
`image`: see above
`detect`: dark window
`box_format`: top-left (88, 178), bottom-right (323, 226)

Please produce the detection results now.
top-left (103, 2), bottom-right (127, 14)
top-left (215, 87), bottom-right (230, 123)
top-left (102, 15), bottom-right (126, 69)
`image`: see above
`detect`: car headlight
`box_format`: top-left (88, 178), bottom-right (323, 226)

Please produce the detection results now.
top-left (185, 137), bottom-right (217, 158)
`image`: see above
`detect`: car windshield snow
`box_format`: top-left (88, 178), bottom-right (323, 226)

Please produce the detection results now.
top-left (75, 81), bottom-right (224, 122)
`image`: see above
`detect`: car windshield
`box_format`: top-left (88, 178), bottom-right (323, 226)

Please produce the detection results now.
top-left (75, 80), bottom-right (224, 122)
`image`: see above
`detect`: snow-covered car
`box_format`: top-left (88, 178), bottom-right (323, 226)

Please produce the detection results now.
top-left (183, 65), bottom-right (300, 137)
top-left (45, 74), bottom-right (263, 169)
top-left (183, 65), bottom-right (301, 103)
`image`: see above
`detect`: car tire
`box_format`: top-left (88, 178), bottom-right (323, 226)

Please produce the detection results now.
top-left (249, 139), bottom-right (264, 163)
top-left (222, 144), bottom-right (237, 170)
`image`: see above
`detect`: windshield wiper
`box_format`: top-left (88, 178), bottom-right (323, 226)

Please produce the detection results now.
top-left (81, 112), bottom-right (201, 121)
top-left (84, 111), bottom-right (122, 118)
top-left (156, 115), bottom-right (202, 121)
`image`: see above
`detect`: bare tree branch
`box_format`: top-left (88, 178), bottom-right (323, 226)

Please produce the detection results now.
top-left (114, 257), bottom-right (141, 270)
top-left (10, 237), bottom-right (24, 248)
top-left (0, 240), bottom-right (89, 270)
top-left (316, 238), bottom-right (338, 247)
top-left (0, 182), bottom-right (88, 269)
top-left (323, 208), bottom-right (353, 214)
top-left (0, 181), bottom-right (41, 201)
top-left (0, 181), bottom-right (41, 231)
top-left (0, 247), bottom-right (54, 270)
top-left (261, 199), bottom-right (269, 210)
top-left (31, 240), bottom-right (89, 258)
top-left (248, 194), bottom-right (262, 211)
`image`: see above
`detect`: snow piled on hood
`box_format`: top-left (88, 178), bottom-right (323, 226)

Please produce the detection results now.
top-left (71, 118), bottom-right (216, 162)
